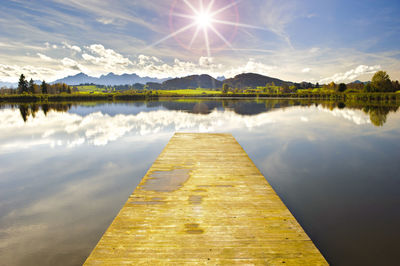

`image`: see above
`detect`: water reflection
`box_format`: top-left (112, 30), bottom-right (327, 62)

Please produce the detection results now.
top-left (362, 105), bottom-right (398, 126)
top-left (5, 100), bottom-right (399, 127)
top-left (2, 101), bottom-right (394, 152)
top-left (0, 99), bottom-right (399, 265)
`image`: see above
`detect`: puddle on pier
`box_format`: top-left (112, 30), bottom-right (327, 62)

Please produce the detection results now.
top-left (129, 197), bottom-right (166, 205)
top-left (188, 195), bottom-right (203, 205)
top-left (129, 201), bottom-right (165, 205)
top-left (197, 185), bottom-right (234, 188)
top-left (185, 223), bottom-right (204, 234)
top-left (141, 169), bottom-right (191, 192)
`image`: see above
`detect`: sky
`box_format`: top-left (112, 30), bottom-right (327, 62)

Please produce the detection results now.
top-left (0, 0), bottom-right (400, 84)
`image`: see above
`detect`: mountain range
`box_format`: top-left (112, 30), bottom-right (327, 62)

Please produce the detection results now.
top-left (0, 72), bottom-right (166, 87)
top-left (0, 81), bottom-right (18, 88)
top-left (223, 73), bottom-right (292, 89)
top-left (146, 73), bottom-right (293, 90)
top-left (0, 72), bottom-right (291, 89)
top-left (161, 74), bottom-right (223, 89)
top-left (52, 72), bottom-right (169, 86)
top-left (0, 71), bottom-right (367, 89)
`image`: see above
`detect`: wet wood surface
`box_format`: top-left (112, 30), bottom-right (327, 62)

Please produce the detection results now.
top-left (85, 133), bottom-right (327, 265)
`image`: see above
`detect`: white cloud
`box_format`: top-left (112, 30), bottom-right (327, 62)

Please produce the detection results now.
top-left (320, 65), bottom-right (381, 83)
top-left (124, 55), bottom-right (274, 79)
top-left (52, 0), bottom-right (165, 33)
top-left (199, 57), bottom-right (214, 67)
top-left (302, 68), bottom-right (311, 73)
top-left (37, 53), bottom-right (54, 62)
top-left (44, 43), bottom-right (58, 49)
top-left (318, 106), bottom-right (371, 125)
top-left (223, 58), bottom-right (276, 78)
top-left (96, 18), bottom-right (114, 25)
top-left (61, 58), bottom-right (84, 71)
top-left (62, 42), bottom-right (82, 53)
top-left (258, 0), bottom-right (296, 46)
top-left (0, 64), bottom-right (63, 83)
top-left (309, 47), bottom-right (320, 53)
top-left (81, 53), bottom-right (97, 62)
top-left (82, 44), bottom-right (133, 72)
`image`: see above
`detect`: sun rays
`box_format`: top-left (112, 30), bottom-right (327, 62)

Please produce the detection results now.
top-left (195, 12), bottom-right (212, 28)
top-left (148, 0), bottom-right (263, 56)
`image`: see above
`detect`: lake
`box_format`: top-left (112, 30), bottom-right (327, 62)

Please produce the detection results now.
top-left (0, 99), bottom-right (399, 265)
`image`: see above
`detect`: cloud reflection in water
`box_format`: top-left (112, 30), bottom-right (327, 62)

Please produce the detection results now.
top-left (0, 105), bottom-right (375, 153)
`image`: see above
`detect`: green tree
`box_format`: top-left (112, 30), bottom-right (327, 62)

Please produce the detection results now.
top-left (328, 81), bottom-right (336, 90)
top-left (41, 80), bottom-right (48, 94)
top-left (392, 80), bottom-right (400, 92)
top-left (61, 83), bottom-right (68, 93)
top-left (338, 83), bottom-right (347, 92)
top-left (18, 74), bottom-right (28, 94)
top-left (364, 83), bottom-right (374, 92)
top-left (222, 83), bottom-right (229, 93)
top-left (371, 71), bottom-right (393, 92)
top-left (28, 78), bottom-right (35, 94)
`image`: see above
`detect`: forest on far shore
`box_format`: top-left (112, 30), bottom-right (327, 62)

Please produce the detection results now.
top-left (0, 71), bottom-right (399, 96)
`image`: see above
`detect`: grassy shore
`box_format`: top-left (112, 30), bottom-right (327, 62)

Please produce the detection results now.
top-left (1, 91), bottom-right (399, 103)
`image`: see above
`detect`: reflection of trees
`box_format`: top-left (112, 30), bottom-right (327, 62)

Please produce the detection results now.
top-left (42, 104), bottom-right (49, 116)
top-left (10, 100), bottom-right (400, 126)
top-left (362, 105), bottom-right (399, 127)
top-left (31, 104), bottom-right (39, 118)
top-left (19, 105), bottom-right (30, 122)
top-left (18, 103), bottom-right (72, 122)
top-left (369, 109), bottom-right (387, 127)
top-left (337, 102), bottom-right (346, 109)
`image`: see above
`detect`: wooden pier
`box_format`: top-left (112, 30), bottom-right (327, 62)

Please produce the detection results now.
top-left (85, 133), bottom-right (327, 265)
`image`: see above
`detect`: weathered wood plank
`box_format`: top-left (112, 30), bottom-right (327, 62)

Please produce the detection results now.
top-left (85, 133), bottom-right (327, 265)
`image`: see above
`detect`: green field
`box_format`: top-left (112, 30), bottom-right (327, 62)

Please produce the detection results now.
top-left (76, 85), bottom-right (106, 93)
top-left (157, 89), bottom-right (222, 95)
top-left (75, 85), bottom-right (221, 95)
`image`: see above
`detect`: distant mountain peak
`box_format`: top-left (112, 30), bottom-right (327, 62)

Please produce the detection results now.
top-left (52, 72), bottom-right (166, 86)
top-left (223, 73), bottom-right (291, 89)
top-left (351, 80), bottom-right (368, 84)
top-left (162, 74), bottom-right (222, 89)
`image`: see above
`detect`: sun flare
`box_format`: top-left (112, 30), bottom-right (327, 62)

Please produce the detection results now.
top-left (196, 12), bottom-right (212, 29)
top-left (149, 0), bottom-right (263, 56)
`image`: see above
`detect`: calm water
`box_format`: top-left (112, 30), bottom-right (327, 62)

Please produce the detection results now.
top-left (0, 99), bottom-right (399, 265)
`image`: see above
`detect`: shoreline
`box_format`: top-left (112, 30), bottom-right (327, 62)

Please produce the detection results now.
top-left (0, 92), bottom-right (399, 103)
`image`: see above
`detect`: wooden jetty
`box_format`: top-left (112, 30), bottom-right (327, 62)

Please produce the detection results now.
top-left (85, 133), bottom-right (327, 265)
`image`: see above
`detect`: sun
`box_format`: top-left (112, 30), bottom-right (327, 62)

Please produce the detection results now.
top-left (148, 0), bottom-right (264, 56)
top-left (196, 12), bottom-right (212, 29)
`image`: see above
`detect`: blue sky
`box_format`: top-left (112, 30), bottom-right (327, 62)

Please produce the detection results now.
top-left (0, 0), bottom-right (399, 83)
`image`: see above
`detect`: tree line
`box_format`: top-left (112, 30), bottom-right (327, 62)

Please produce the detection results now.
top-left (1, 71), bottom-right (400, 95)
top-left (0, 74), bottom-right (73, 95)
top-left (222, 71), bottom-right (400, 94)
top-left (323, 71), bottom-right (400, 93)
